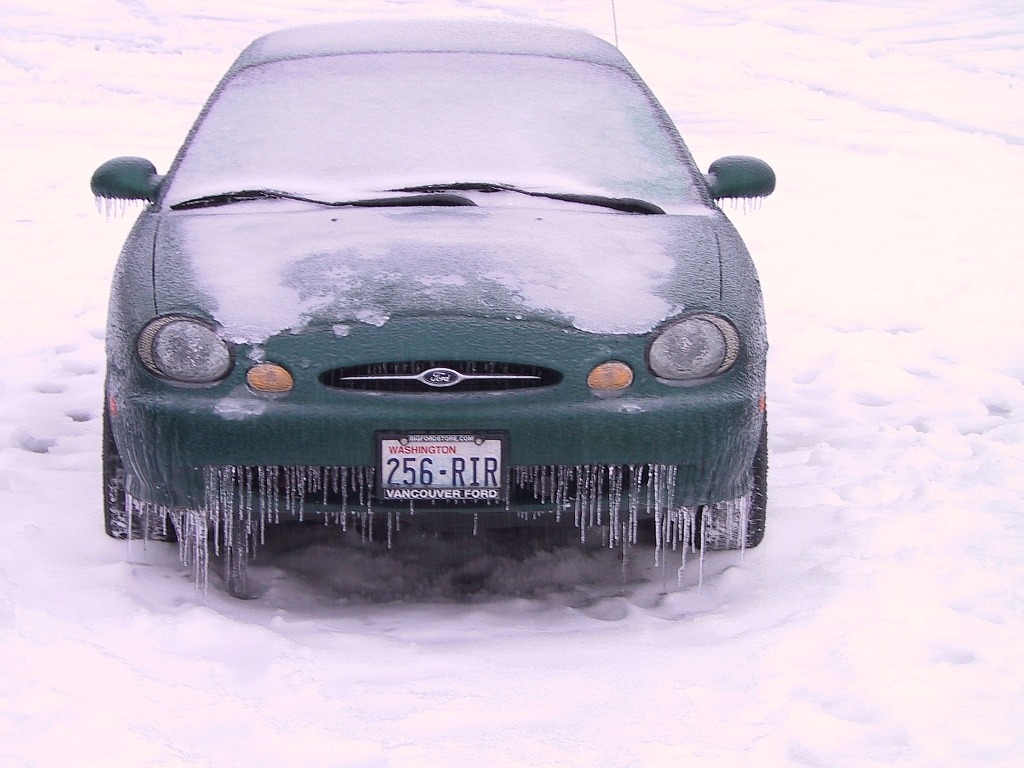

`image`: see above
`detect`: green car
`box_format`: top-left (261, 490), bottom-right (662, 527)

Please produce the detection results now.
top-left (92, 19), bottom-right (774, 597)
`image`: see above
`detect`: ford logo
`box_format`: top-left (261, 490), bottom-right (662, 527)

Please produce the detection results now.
top-left (419, 367), bottom-right (462, 387)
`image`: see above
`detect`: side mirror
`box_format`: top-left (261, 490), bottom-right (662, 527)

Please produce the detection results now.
top-left (705, 156), bottom-right (775, 201)
top-left (91, 157), bottom-right (164, 202)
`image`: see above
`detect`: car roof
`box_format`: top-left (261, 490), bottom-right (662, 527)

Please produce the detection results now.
top-left (230, 18), bottom-right (635, 76)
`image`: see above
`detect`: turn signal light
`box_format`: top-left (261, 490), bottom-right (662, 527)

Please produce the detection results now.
top-left (587, 361), bottom-right (634, 391)
top-left (246, 363), bottom-right (294, 393)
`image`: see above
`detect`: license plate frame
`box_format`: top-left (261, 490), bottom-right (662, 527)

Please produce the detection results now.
top-left (375, 431), bottom-right (508, 503)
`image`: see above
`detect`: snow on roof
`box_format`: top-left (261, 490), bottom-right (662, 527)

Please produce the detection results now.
top-left (229, 18), bottom-right (633, 75)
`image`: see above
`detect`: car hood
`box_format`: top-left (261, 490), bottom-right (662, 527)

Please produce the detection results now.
top-left (153, 203), bottom-right (724, 344)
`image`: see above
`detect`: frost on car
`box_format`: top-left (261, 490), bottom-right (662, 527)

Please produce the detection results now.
top-left (92, 19), bottom-right (775, 598)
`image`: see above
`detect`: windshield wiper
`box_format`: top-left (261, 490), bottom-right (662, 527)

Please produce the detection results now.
top-left (392, 182), bottom-right (664, 215)
top-left (170, 189), bottom-right (477, 211)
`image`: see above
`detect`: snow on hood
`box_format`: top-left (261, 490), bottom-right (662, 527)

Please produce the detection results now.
top-left (154, 203), bottom-right (722, 344)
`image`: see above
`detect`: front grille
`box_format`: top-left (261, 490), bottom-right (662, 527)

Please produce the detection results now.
top-left (319, 360), bottom-right (562, 393)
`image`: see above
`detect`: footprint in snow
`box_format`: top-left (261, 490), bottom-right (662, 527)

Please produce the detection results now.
top-left (32, 381), bottom-right (65, 395)
top-left (58, 358), bottom-right (98, 376)
top-left (10, 427), bottom-right (57, 454)
top-left (930, 645), bottom-right (978, 665)
top-left (982, 399), bottom-right (1013, 417)
top-left (853, 393), bottom-right (891, 407)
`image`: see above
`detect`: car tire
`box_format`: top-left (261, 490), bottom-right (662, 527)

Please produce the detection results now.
top-left (103, 398), bottom-right (176, 542)
top-left (700, 415), bottom-right (767, 551)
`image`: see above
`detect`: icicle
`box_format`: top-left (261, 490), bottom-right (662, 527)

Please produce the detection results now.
top-left (697, 505), bottom-right (707, 595)
top-left (124, 485), bottom-right (134, 557)
top-left (338, 467), bottom-right (348, 529)
top-left (165, 460), bottom-right (738, 597)
top-left (628, 464), bottom-right (642, 545)
top-left (739, 494), bottom-right (750, 559)
top-left (364, 468), bottom-right (374, 538)
top-left (220, 466), bottom-right (237, 560)
top-left (553, 467), bottom-right (563, 522)
top-left (205, 468), bottom-right (218, 558)
top-left (96, 195), bottom-right (139, 221)
top-left (170, 503), bottom-right (209, 595)
top-left (268, 465), bottom-right (281, 524)
top-left (607, 464), bottom-right (623, 548)
top-left (586, 464), bottom-right (600, 529)
top-left (676, 506), bottom-right (696, 586)
top-left (256, 466), bottom-right (267, 536)
top-left (285, 466), bottom-right (296, 521)
top-left (574, 465), bottom-right (585, 542)
top-left (653, 464), bottom-right (666, 567)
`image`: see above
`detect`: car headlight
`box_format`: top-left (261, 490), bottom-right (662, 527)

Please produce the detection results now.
top-left (648, 313), bottom-right (740, 381)
top-left (137, 315), bottom-right (232, 383)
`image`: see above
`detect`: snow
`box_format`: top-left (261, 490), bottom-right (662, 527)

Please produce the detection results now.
top-left (2, 1), bottom-right (1024, 766)
top-left (165, 49), bottom-right (700, 206)
top-left (237, 17), bottom-right (636, 68)
top-left (167, 205), bottom-right (705, 341)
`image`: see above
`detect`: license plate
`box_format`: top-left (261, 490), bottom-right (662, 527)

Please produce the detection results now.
top-left (376, 432), bottom-right (507, 502)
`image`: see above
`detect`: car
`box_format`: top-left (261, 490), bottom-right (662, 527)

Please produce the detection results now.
top-left (91, 18), bottom-right (775, 597)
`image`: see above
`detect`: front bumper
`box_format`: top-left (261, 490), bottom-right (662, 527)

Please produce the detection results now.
top-left (109, 318), bottom-right (765, 513)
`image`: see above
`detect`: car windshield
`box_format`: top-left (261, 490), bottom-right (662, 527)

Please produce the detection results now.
top-left (164, 51), bottom-right (703, 208)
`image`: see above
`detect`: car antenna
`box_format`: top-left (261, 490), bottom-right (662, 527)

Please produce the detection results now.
top-left (610, 0), bottom-right (620, 48)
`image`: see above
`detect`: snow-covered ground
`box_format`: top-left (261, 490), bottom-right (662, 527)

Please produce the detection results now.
top-left (2, 1), bottom-right (1023, 765)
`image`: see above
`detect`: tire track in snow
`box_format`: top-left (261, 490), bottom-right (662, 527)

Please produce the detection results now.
top-left (798, 82), bottom-right (1024, 147)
